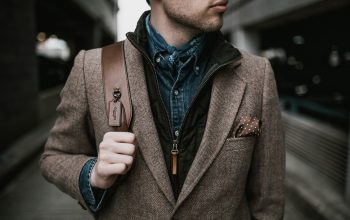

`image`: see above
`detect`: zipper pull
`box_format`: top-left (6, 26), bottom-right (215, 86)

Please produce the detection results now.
top-left (171, 139), bottom-right (179, 175)
top-left (108, 88), bottom-right (122, 127)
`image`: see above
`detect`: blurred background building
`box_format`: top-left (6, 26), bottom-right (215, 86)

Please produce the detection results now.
top-left (223, 0), bottom-right (350, 219)
top-left (0, 0), bottom-right (349, 219)
top-left (0, 0), bottom-right (118, 152)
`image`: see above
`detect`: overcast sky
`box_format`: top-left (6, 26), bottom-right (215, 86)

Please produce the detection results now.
top-left (117, 0), bottom-right (150, 41)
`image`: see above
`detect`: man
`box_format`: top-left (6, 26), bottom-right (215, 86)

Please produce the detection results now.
top-left (40, 0), bottom-right (285, 219)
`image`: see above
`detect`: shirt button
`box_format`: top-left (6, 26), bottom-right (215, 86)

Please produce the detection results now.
top-left (174, 90), bottom-right (179, 96)
top-left (156, 57), bottom-right (161, 63)
top-left (175, 130), bottom-right (179, 137)
top-left (195, 66), bottom-right (200, 71)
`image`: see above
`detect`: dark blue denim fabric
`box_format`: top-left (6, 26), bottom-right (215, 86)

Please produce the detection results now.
top-left (145, 14), bottom-right (209, 137)
top-left (79, 158), bottom-right (107, 212)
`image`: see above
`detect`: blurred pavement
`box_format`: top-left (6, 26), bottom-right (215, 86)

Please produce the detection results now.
top-left (0, 155), bottom-right (92, 220)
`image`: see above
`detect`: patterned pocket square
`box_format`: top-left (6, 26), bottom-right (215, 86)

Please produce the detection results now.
top-left (235, 116), bottom-right (261, 138)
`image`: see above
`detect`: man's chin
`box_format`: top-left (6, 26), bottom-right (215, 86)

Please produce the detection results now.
top-left (200, 20), bottom-right (223, 32)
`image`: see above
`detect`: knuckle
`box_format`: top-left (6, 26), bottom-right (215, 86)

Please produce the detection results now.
top-left (127, 144), bottom-right (136, 155)
top-left (99, 152), bottom-right (108, 161)
top-left (103, 132), bottom-right (111, 139)
top-left (125, 155), bottom-right (133, 165)
top-left (128, 133), bottom-right (136, 142)
top-left (99, 141), bottom-right (108, 150)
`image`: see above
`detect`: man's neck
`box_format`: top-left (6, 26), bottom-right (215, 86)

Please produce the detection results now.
top-left (150, 9), bottom-right (201, 48)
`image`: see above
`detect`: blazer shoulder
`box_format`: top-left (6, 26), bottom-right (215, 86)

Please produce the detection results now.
top-left (74, 47), bottom-right (102, 81)
top-left (84, 47), bottom-right (102, 67)
top-left (240, 49), bottom-right (266, 65)
top-left (234, 49), bottom-right (269, 83)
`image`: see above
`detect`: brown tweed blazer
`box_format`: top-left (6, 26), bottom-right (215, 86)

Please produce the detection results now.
top-left (40, 39), bottom-right (285, 219)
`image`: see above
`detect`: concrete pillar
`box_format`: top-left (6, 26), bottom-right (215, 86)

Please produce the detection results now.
top-left (232, 27), bottom-right (260, 55)
top-left (0, 0), bottom-right (39, 150)
top-left (92, 24), bottom-right (103, 48)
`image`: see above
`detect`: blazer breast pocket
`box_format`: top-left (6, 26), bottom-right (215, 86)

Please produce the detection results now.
top-left (223, 135), bottom-right (257, 151)
top-left (228, 115), bottom-right (261, 139)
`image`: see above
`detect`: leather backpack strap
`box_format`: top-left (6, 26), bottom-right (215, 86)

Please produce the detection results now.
top-left (102, 41), bottom-right (132, 131)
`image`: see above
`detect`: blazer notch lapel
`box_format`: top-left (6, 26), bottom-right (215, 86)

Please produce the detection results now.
top-left (175, 65), bottom-right (247, 208)
top-left (124, 40), bottom-right (176, 206)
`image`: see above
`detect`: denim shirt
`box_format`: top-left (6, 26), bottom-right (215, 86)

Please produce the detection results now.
top-left (78, 14), bottom-right (209, 212)
top-left (79, 158), bottom-right (106, 212)
top-left (145, 14), bottom-right (208, 138)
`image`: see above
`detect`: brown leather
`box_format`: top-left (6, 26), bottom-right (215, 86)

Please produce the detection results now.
top-left (102, 41), bottom-right (132, 131)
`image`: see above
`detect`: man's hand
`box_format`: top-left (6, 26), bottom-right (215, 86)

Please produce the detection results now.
top-left (90, 132), bottom-right (136, 189)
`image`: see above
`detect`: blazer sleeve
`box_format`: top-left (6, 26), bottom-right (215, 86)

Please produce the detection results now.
top-left (40, 50), bottom-right (96, 211)
top-left (246, 58), bottom-right (285, 219)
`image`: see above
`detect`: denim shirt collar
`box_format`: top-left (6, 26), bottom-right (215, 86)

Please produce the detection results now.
top-left (145, 14), bottom-right (206, 70)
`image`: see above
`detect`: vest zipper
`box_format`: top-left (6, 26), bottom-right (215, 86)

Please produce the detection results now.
top-left (171, 139), bottom-right (179, 175)
top-left (126, 35), bottom-right (242, 177)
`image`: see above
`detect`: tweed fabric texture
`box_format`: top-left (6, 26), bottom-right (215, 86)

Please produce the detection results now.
top-left (40, 38), bottom-right (285, 219)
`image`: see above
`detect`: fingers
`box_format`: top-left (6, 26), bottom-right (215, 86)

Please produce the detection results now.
top-left (103, 132), bottom-right (135, 144)
top-left (92, 132), bottom-right (137, 189)
top-left (97, 163), bottom-right (128, 176)
top-left (90, 162), bottom-right (128, 188)
top-left (99, 141), bottom-right (136, 156)
top-left (99, 152), bottom-right (134, 168)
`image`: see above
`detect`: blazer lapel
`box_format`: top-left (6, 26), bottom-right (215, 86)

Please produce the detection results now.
top-left (124, 40), bottom-right (176, 206)
top-left (175, 62), bottom-right (246, 209)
